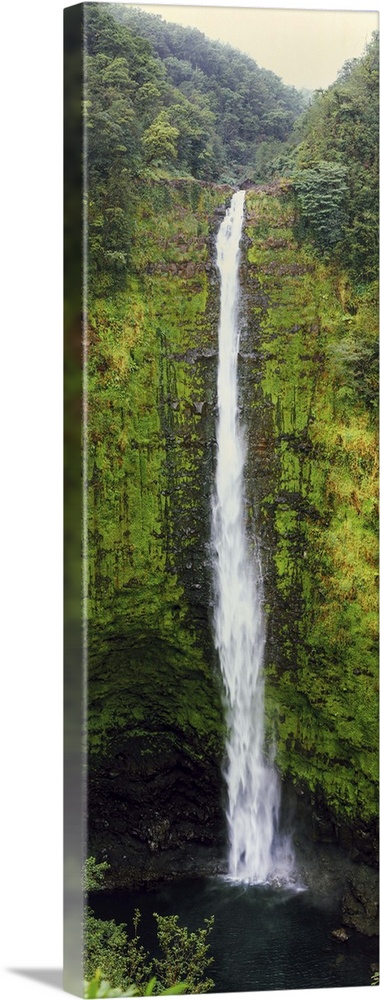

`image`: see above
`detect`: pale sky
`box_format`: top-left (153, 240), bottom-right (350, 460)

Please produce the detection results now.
top-left (130, 2), bottom-right (378, 91)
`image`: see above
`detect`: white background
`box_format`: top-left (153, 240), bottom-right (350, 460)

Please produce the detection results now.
top-left (0, 0), bottom-right (377, 998)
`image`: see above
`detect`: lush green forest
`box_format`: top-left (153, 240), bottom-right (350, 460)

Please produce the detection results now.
top-left (111, 4), bottom-right (305, 171)
top-left (81, 5), bottom-right (379, 991)
top-left (85, 3), bottom-right (305, 295)
top-left (278, 34), bottom-right (379, 283)
top-left (86, 3), bottom-right (378, 292)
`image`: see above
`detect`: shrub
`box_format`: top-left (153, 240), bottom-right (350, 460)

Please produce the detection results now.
top-left (84, 906), bottom-right (215, 995)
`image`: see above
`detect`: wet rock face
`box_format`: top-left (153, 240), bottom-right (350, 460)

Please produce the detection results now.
top-left (342, 872), bottom-right (379, 937)
top-left (88, 730), bottom-right (227, 888)
top-left (281, 779), bottom-right (378, 870)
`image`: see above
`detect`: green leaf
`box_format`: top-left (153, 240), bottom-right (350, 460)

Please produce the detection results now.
top-left (144, 978), bottom-right (157, 995)
top-left (162, 983), bottom-right (189, 995)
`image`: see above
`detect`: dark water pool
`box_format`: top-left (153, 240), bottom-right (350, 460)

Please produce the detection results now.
top-left (90, 876), bottom-right (378, 992)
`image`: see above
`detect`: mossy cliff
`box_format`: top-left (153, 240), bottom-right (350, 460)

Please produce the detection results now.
top-left (86, 178), bottom-right (378, 887)
top-left (240, 185), bottom-right (378, 863)
top-left (86, 179), bottom-right (233, 884)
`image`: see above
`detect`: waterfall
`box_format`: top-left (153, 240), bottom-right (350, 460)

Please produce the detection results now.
top-left (212, 190), bottom-right (294, 885)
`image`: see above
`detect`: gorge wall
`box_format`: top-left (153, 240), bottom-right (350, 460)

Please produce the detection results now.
top-left (87, 180), bottom-right (231, 885)
top-left (87, 180), bottom-right (378, 898)
top-left (240, 185), bottom-right (378, 867)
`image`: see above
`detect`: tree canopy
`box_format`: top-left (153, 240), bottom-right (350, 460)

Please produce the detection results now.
top-left (110, 3), bottom-right (305, 178)
top-left (84, 2), bottom-right (306, 293)
top-left (290, 32), bottom-right (379, 282)
top-left (84, 5), bottom-right (378, 292)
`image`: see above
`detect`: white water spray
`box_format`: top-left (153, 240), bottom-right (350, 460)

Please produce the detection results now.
top-left (212, 190), bottom-right (294, 884)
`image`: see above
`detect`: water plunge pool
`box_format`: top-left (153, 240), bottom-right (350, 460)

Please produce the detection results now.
top-left (89, 875), bottom-right (377, 992)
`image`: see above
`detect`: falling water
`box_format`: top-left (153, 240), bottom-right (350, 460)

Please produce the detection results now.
top-left (212, 190), bottom-right (294, 884)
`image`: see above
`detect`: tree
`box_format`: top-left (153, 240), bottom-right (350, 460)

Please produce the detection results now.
top-left (293, 161), bottom-right (349, 253)
top-left (142, 112), bottom-right (179, 165)
top-left (291, 32), bottom-right (379, 280)
top-left (169, 99), bottom-right (215, 176)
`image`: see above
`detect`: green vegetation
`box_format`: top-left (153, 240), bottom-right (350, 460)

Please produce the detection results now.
top-left (85, 176), bottom-right (229, 883)
top-left (86, 180), bottom-right (228, 760)
top-left (83, 860), bottom-right (214, 995)
top-left (84, 2), bottom-right (305, 294)
top-left (85, 971), bottom-right (128, 998)
top-left (244, 188), bottom-right (378, 826)
top-left (111, 4), bottom-right (304, 179)
top-left (83, 857), bottom-right (111, 892)
top-left (292, 161), bottom-right (349, 253)
top-left (85, 970), bottom-right (188, 997)
top-left (268, 33), bottom-right (379, 283)
top-left (83, 2), bottom-right (378, 885)
top-left (84, 908), bottom-right (214, 995)
top-left (85, 972), bottom-right (125, 998)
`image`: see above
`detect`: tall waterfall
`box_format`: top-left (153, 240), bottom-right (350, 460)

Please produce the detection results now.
top-left (212, 190), bottom-right (293, 884)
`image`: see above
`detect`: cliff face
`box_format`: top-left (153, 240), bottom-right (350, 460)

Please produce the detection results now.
top-left (87, 180), bottom-right (378, 889)
top-left (240, 185), bottom-right (378, 865)
top-left (87, 180), bottom-right (232, 884)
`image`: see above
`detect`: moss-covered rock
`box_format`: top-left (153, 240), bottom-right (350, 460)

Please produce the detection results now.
top-left (86, 178), bottom-right (378, 889)
top-left (86, 180), bottom-right (233, 878)
top-left (241, 185), bottom-right (378, 861)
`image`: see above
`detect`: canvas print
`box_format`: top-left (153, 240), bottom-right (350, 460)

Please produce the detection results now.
top-left (64, 2), bottom-right (379, 996)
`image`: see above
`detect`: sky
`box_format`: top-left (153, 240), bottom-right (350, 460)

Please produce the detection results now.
top-left (132, 2), bottom-right (378, 91)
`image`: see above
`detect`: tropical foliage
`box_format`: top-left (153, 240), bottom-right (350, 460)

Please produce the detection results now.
top-left (83, 859), bottom-right (214, 995)
top-left (111, 3), bottom-right (304, 176)
top-left (290, 33), bottom-right (378, 281)
top-left (84, 969), bottom-right (188, 998)
top-left (85, 4), bottom-right (378, 292)
top-left (84, 2), bottom-right (306, 294)
top-left (84, 907), bottom-right (214, 995)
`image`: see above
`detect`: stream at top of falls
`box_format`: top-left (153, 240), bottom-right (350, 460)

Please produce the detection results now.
top-left (211, 189), bottom-right (293, 886)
